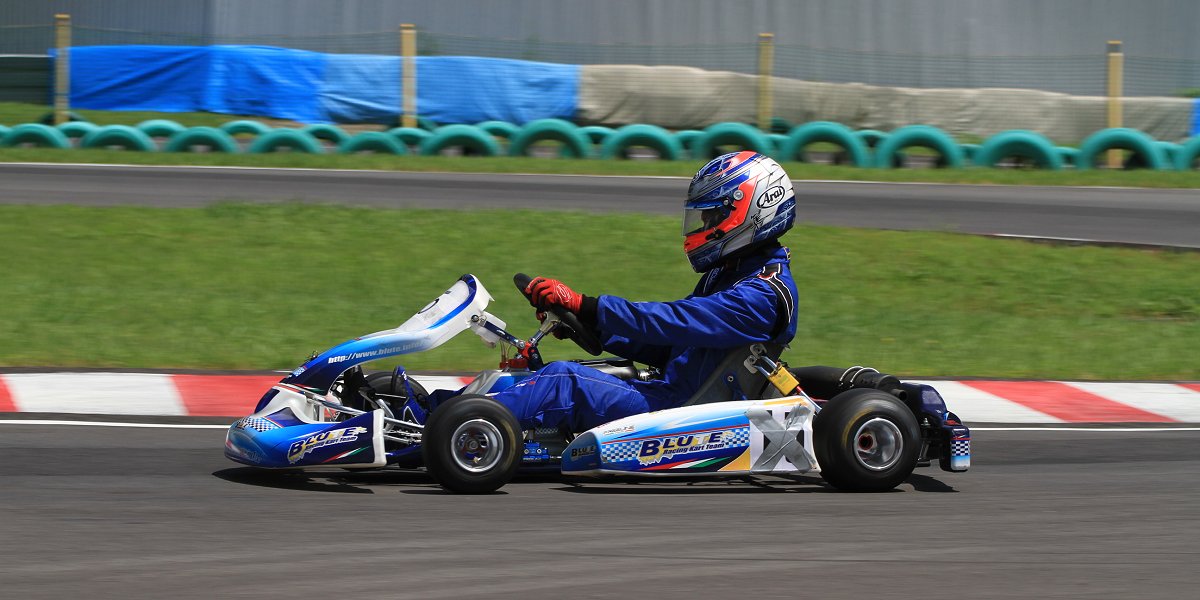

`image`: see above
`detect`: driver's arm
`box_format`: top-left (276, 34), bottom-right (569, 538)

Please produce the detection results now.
top-left (599, 332), bottom-right (672, 369)
top-left (588, 278), bottom-right (782, 348)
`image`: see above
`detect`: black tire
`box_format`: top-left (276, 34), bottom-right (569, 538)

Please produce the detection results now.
top-left (364, 371), bottom-right (429, 403)
top-left (333, 369), bottom-right (429, 413)
top-left (422, 395), bottom-right (522, 494)
top-left (813, 389), bottom-right (920, 492)
top-left (364, 369), bottom-right (432, 412)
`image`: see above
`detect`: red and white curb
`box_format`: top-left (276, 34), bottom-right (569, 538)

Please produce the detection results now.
top-left (0, 373), bottom-right (1197, 423)
top-left (0, 373), bottom-right (471, 418)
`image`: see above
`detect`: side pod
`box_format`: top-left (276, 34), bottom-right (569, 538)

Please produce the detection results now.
top-left (562, 397), bottom-right (819, 477)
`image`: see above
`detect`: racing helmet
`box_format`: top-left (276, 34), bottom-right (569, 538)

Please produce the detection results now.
top-left (683, 151), bottom-right (796, 272)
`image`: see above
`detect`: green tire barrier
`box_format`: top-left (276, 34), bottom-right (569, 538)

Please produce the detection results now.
top-left (580, 125), bottom-right (616, 145)
top-left (247, 129), bottom-right (324, 154)
top-left (338, 131), bottom-right (408, 155)
top-left (1156, 141), bottom-right (1181, 163)
top-left (420, 124), bottom-right (501, 157)
top-left (1076, 128), bottom-right (1166, 170)
top-left (220, 120), bottom-right (272, 137)
top-left (770, 117), bottom-right (793, 134)
top-left (778, 121), bottom-right (871, 168)
top-left (1123, 141), bottom-right (1181, 169)
top-left (508, 119), bottom-right (591, 158)
top-left (37, 111), bottom-right (86, 126)
top-left (692, 122), bottom-right (773, 160)
top-left (1057, 147), bottom-right (1079, 168)
top-left (57, 121), bottom-right (100, 140)
top-left (875, 125), bottom-right (964, 169)
top-left (405, 116), bottom-right (439, 131)
top-left (855, 130), bottom-right (902, 167)
top-left (974, 130), bottom-right (1062, 170)
top-left (136, 119), bottom-right (186, 138)
top-left (1, 123), bottom-right (70, 148)
top-left (163, 126), bottom-right (240, 153)
top-left (1174, 136), bottom-right (1200, 170)
top-left (674, 130), bottom-right (704, 157)
top-left (388, 127), bottom-right (433, 147)
top-left (856, 129), bottom-right (887, 148)
top-left (768, 133), bottom-right (789, 155)
top-left (392, 116), bottom-right (439, 131)
top-left (81, 125), bottom-right (157, 151)
top-left (301, 124), bottom-right (350, 145)
top-left (599, 124), bottom-right (682, 160)
top-left (475, 121), bottom-right (521, 141)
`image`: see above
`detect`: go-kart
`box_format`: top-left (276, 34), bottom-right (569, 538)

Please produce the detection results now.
top-left (225, 274), bottom-right (970, 493)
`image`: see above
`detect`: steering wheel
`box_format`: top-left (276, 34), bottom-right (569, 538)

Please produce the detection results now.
top-left (513, 273), bottom-right (603, 356)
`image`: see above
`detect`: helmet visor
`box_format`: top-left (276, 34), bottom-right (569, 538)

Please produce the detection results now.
top-left (682, 201), bottom-right (731, 236)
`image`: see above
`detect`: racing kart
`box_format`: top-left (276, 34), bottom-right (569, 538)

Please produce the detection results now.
top-left (225, 274), bottom-right (970, 493)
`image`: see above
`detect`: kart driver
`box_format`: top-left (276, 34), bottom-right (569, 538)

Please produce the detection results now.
top-left (480, 151), bottom-right (797, 432)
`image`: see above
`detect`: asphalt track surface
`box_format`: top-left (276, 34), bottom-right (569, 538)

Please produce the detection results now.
top-left (1, 419), bottom-right (1197, 599)
top-left (1, 163), bottom-right (1198, 248)
top-left (2, 164), bottom-right (1197, 597)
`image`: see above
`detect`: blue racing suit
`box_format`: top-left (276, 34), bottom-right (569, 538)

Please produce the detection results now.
top-left (490, 244), bottom-right (798, 432)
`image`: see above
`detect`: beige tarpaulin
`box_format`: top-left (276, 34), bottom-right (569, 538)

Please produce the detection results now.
top-left (579, 65), bottom-right (1194, 142)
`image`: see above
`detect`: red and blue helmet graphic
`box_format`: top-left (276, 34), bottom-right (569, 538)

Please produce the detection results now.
top-left (683, 151), bottom-right (796, 272)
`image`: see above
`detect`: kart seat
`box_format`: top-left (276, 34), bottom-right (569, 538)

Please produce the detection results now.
top-left (679, 343), bottom-right (784, 406)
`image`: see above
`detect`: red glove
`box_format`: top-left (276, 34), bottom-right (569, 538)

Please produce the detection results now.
top-left (525, 277), bottom-right (584, 313)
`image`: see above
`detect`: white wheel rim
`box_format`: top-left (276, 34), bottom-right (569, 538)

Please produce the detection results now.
top-left (450, 418), bottom-right (504, 473)
top-left (854, 417), bottom-right (903, 471)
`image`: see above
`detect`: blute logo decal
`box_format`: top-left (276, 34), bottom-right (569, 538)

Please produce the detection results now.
top-left (287, 426), bottom-right (368, 464)
top-left (637, 431), bottom-right (730, 465)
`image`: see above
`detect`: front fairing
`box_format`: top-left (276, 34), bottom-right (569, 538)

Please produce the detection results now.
top-left (278, 275), bottom-right (494, 395)
top-left (225, 386), bottom-right (387, 469)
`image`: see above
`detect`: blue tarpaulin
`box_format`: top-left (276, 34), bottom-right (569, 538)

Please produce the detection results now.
top-left (60, 45), bottom-right (215, 113)
top-left (58, 45), bottom-right (578, 124)
top-left (1192, 98), bottom-right (1200, 137)
top-left (208, 46), bottom-right (328, 123)
top-left (416, 56), bottom-right (578, 125)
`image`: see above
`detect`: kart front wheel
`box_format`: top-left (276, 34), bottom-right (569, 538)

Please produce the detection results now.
top-left (422, 395), bottom-right (522, 494)
top-left (813, 389), bottom-right (920, 492)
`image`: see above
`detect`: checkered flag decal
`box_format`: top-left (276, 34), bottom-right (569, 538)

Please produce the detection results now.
top-left (601, 427), bottom-right (751, 464)
top-left (952, 440), bottom-right (971, 456)
top-left (602, 440), bottom-right (643, 463)
top-left (235, 416), bottom-right (280, 432)
top-left (724, 427), bottom-right (752, 447)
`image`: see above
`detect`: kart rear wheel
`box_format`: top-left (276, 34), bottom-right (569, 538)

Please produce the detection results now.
top-left (422, 395), bottom-right (522, 494)
top-left (813, 389), bottom-right (920, 492)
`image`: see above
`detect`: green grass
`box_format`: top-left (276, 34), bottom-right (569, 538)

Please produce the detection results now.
top-left (1, 203), bottom-right (1196, 379)
top-left (3, 148), bottom-right (1200, 188)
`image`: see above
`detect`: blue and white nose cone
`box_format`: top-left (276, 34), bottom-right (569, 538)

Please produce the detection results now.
top-left (561, 432), bottom-right (601, 473)
top-left (225, 409), bottom-right (386, 469)
top-left (224, 415), bottom-right (282, 467)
